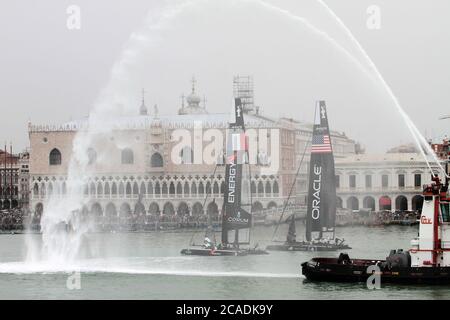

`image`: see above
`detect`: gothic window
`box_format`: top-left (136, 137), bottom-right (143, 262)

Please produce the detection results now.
top-left (151, 153), bottom-right (163, 167)
top-left (49, 148), bottom-right (61, 165)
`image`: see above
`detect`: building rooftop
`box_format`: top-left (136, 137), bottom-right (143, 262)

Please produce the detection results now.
top-left (335, 152), bottom-right (435, 164)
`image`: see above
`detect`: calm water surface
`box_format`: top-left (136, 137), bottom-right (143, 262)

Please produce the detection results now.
top-left (0, 224), bottom-right (448, 299)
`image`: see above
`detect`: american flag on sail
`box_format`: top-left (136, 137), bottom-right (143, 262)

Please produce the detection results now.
top-left (311, 134), bottom-right (332, 153)
top-left (231, 133), bottom-right (248, 152)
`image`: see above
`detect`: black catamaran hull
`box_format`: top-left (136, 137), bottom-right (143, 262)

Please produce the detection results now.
top-left (267, 242), bottom-right (351, 252)
top-left (180, 248), bottom-right (269, 256)
top-left (301, 257), bottom-right (450, 285)
top-left (180, 248), bottom-right (247, 256)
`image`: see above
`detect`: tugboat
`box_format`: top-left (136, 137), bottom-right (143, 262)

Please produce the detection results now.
top-left (266, 101), bottom-right (350, 252)
top-left (301, 172), bottom-right (450, 284)
top-left (181, 98), bottom-right (268, 256)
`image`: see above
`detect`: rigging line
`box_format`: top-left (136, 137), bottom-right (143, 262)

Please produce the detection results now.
top-left (271, 140), bottom-right (310, 241)
top-left (188, 163), bottom-right (219, 246)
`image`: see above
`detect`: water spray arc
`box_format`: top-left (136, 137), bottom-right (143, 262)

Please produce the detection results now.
top-left (315, 0), bottom-right (448, 177)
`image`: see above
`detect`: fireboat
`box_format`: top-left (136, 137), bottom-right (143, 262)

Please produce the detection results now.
top-left (302, 172), bottom-right (450, 284)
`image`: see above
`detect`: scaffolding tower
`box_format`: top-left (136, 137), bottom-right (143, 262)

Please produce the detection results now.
top-left (233, 75), bottom-right (254, 113)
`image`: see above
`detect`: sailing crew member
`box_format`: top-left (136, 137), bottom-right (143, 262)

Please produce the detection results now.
top-left (204, 237), bottom-right (213, 249)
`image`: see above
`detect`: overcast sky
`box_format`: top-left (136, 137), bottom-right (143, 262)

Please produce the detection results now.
top-left (1, 0), bottom-right (449, 153)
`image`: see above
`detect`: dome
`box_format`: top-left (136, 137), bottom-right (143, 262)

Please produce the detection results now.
top-left (186, 92), bottom-right (201, 105)
top-left (178, 77), bottom-right (208, 115)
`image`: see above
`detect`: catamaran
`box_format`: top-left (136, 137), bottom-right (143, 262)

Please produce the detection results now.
top-left (180, 98), bottom-right (268, 256)
top-left (266, 101), bottom-right (351, 252)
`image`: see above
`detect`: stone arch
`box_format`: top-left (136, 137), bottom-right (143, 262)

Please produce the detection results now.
top-left (257, 181), bottom-right (264, 196)
top-left (252, 201), bottom-right (263, 213)
top-left (267, 201), bottom-right (277, 209)
top-left (213, 181), bottom-right (219, 195)
top-left (395, 195), bottom-right (408, 211)
top-left (207, 201), bottom-right (219, 218)
top-left (265, 181), bottom-right (271, 196)
top-left (47, 182), bottom-right (54, 197)
top-left (105, 203), bottom-right (117, 217)
top-left (154, 181), bottom-right (161, 196)
top-left (198, 181), bottom-right (205, 195)
top-left (148, 181), bottom-right (153, 195)
top-left (163, 202), bottom-right (175, 215)
top-left (119, 202), bottom-right (132, 217)
top-left (121, 148), bottom-right (134, 164)
top-left (169, 181), bottom-right (175, 195)
top-left (151, 152), bottom-right (163, 167)
top-left (206, 181), bottom-right (212, 195)
top-left (178, 202), bottom-right (189, 215)
top-left (379, 196), bottom-right (392, 211)
top-left (104, 182), bottom-right (110, 196)
top-left (49, 148), bottom-right (62, 165)
top-left (140, 181), bottom-right (146, 196)
top-left (91, 203), bottom-right (103, 216)
top-left (33, 183), bottom-right (39, 197)
top-left (347, 196), bottom-right (359, 210)
top-left (192, 202), bottom-right (203, 215)
top-left (89, 182), bottom-right (96, 196)
top-left (363, 196), bottom-right (376, 211)
top-left (133, 182), bottom-right (139, 196)
top-left (118, 182), bottom-right (124, 196)
top-left (40, 182), bottom-right (46, 198)
top-left (412, 195), bottom-right (424, 212)
top-left (134, 202), bottom-right (146, 215)
top-left (126, 182), bottom-right (132, 196)
top-left (111, 182), bottom-right (117, 195)
top-left (162, 182), bottom-right (168, 195)
top-left (149, 202), bottom-right (160, 215)
top-left (183, 182), bottom-right (189, 196)
top-left (220, 181), bottom-right (225, 194)
top-left (97, 183), bottom-right (103, 196)
top-left (273, 181), bottom-right (279, 195)
top-left (191, 183), bottom-right (197, 196)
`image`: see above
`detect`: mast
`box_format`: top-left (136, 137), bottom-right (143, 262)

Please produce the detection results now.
top-left (221, 98), bottom-right (252, 247)
top-left (305, 101), bottom-right (337, 241)
top-left (10, 144), bottom-right (13, 208)
top-left (3, 143), bottom-right (6, 209)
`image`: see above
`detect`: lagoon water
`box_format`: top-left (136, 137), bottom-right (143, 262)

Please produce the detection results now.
top-left (0, 224), bottom-right (448, 299)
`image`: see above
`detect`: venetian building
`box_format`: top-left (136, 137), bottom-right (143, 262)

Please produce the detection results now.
top-left (28, 79), bottom-right (357, 219)
top-left (0, 149), bottom-right (29, 210)
top-left (334, 153), bottom-right (443, 213)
